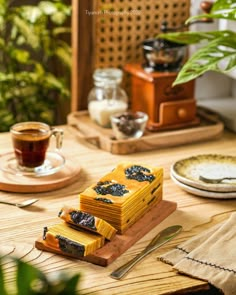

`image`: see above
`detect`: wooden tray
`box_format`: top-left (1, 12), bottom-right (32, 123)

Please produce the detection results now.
top-left (67, 107), bottom-right (224, 155)
top-left (0, 156), bottom-right (81, 193)
top-left (35, 200), bottom-right (176, 266)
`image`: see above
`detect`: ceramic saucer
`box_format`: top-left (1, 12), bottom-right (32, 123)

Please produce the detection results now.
top-left (171, 173), bottom-right (236, 199)
top-left (0, 151), bottom-right (65, 177)
top-left (171, 154), bottom-right (236, 193)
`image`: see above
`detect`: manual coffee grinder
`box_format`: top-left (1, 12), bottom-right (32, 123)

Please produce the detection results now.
top-left (124, 21), bottom-right (200, 131)
top-left (124, 38), bottom-right (199, 131)
top-left (124, 1), bottom-right (214, 132)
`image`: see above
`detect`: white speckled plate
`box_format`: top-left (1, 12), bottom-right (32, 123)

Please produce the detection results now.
top-left (171, 154), bottom-right (236, 193)
top-left (171, 173), bottom-right (236, 199)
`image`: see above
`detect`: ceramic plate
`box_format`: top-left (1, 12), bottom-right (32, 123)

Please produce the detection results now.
top-left (171, 154), bottom-right (236, 193)
top-left (171, 173), bottom-right (236, 199)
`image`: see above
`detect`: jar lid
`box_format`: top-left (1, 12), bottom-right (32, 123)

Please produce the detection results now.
top-left (93, 68), bottom-right (123, 86)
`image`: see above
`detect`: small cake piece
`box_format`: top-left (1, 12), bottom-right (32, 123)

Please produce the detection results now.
top-left (79, 162), bottom-right (163, 234)
top-left (58, 206), bottom-right (117, 240)
top-left (43, 223), bottom-right (105, 257)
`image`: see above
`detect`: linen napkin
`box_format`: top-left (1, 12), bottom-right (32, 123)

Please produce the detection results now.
top-left (159, 212), bottom-right (236, 295)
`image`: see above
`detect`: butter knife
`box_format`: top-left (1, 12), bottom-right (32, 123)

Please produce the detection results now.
top-left (110, 225), bottom-right (182, 280)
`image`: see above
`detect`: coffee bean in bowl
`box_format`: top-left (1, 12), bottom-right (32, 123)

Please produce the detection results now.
top-left (110, 111), bottom-right (148, 140)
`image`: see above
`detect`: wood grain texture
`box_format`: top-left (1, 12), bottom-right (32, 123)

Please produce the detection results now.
top-left (35, 200), bottom-right (177, 266)
top-left (67, 109), bottom-right (223, 154)
top-left (0, 126), bottom-right (236, 294)
top-left (0, 157), bottom-right (81, 193)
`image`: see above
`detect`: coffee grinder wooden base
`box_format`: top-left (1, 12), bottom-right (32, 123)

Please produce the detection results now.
top-left (124, 64), bottom-right (200, 131)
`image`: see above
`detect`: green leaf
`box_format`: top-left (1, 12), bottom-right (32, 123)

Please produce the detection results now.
top-left (173, 35), bottom-right (236, 85)
top-left (20, 6), bottom-right (42, 23)
top-left (55, 45), bottom-right (71, 68)
top-left (0, 37), bottom-right (5, 47)
top-left (186, 0), bottom-right (236, 23)
top-left (52, 27), bottom-right (71, 36)
top-left (212, 0), bottom-right (236, 12)
top-left (11, 14), bottom-right (40, 48)
top-left (0, 0), bottom-right (7, 16)
top-left (50, 11), bottom-right (67, 24)
top-left (16, 258), bottom-right (47, 295)
top-left (43, 73), bottom-right (66, 89)
top-left (11, 48), bottom-right (30, 63)
top-left (59, 274), bottom-right (81, 294)
top-left (158, 30), bottom-right (233, 45)
top-left (0, 258), bottom-right (8, 295)
top-left (39, 1), bottom-right (58, 15)
top-left (46, 271), bottom-right (81, 295)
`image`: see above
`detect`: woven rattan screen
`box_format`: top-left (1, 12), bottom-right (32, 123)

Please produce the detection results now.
top-left (71, 0), bottom-right (191, 110)
top-left (93, 0), bottom-right (190, 69)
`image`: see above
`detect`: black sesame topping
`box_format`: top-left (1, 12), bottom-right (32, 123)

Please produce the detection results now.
top-left (43, 227), bottom-right (48, 240)
top-left (125, 165), bottom-right (155, 182)
top-left (94, 181), bottom-right (129, 196)
top-left (56, 235), bottom-right (85, 257)
top-left (70, 211), bottom-right (96, 230)
top-left (95, 197), bottom-right (114, 204)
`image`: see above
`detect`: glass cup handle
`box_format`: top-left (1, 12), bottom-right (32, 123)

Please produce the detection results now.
top-left (51, 128), bottom-right (64, 150)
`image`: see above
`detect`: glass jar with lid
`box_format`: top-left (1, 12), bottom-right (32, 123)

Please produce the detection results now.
top-left (88, 68), bottom-right (128, 128)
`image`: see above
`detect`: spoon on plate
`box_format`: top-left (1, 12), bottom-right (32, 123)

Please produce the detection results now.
top-left (0, 198), bottom-right (39, 208)
top-left (199, 175), bottom-right (236, 184)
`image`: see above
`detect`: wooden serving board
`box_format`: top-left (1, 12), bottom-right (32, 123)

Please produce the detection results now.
top-left (0, 157), bottom-right (81, 193)
top-left (67, 107), bottom-right (223, 155)
top-left (35, 200), bottom-right (176, 266)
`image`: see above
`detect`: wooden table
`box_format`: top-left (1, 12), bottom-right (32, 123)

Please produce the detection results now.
top-left (0, 126), bottom-right (236, 294)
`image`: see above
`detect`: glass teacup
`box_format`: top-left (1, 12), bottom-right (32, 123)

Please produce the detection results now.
top-left (10, 121), bottom-right (63, 172)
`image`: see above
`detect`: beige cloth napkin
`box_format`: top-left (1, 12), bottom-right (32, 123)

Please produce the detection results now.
top-left (159, 212), bottom-right (236, 295)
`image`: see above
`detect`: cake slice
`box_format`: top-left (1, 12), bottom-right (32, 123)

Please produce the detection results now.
top-left (58, 206), bottom-right (117, 240)
top-left (43, 223), bottom-right (105, 257)
top-left (79, 162), bottom-right (163, 233)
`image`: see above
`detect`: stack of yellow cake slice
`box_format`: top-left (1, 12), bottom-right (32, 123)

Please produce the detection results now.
top-left (58, 206), bottom-right (117, 241)
top-left (43, 223), bottom-right (105, 258)
top-left (79, 162), bottom-right (163, 234)
top-left (36, 162), bottom-right (163, 258)
top-left (40, 207), bottom-right (117, 258)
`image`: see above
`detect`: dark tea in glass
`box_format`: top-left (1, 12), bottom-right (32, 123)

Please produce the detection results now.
top-left (12, 129), bottom-right (50, 168)
top-left (10, 122), bottom-right (63, 171)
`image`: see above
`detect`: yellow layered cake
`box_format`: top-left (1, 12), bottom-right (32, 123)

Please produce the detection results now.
top-left (79, 162), bottom-right (163, 233)
top-left (43, 223), bottom-right (105, 257)
top-left (58, 206), bottom-right (117, 240)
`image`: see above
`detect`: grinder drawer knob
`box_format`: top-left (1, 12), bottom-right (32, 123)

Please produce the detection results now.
top-left (177, 108), bottom-right (187, 119)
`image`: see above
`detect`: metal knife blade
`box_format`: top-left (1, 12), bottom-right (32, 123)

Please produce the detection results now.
top-left (110, 225), bottom-right (182, 280)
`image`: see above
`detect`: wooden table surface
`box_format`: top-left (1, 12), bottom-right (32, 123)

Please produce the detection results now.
top-left (0, 126), bottom-right (236, 294)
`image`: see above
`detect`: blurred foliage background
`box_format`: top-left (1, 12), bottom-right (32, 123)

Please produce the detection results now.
top-left (0, 0), bottom-right (71, 132)
top-left (0, 256), bottom-right (81, 295)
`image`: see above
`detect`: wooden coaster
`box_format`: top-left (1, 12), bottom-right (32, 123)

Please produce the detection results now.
top-left (35, 200), bottom-right (177, 266)
top-left (0, 156), bottom-right (81, 193)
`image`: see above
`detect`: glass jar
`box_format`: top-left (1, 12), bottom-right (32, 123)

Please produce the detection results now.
top-left (88, 68), bottom-right (128, 128)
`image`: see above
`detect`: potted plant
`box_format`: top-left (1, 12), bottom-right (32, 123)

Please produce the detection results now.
top-left (158, 0), bottom-right (236, 86)
top-left (0, 0), bottom-right (71, 132)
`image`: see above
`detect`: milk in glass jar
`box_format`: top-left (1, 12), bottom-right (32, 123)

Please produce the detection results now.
top-left (88, 68), bottom-right (128, 128)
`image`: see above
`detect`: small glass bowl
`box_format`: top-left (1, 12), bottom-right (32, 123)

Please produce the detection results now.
top-left (110, 111), bottom-right (148, 140)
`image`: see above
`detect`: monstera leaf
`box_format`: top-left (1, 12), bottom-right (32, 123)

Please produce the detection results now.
top-left (158, 0), bottom-right (236, 85)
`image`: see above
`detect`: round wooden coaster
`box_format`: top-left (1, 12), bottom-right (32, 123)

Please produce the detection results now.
top-left (0, 157), bottom-right (81, 193)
